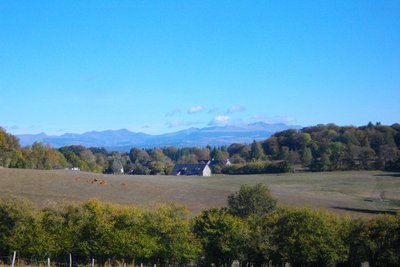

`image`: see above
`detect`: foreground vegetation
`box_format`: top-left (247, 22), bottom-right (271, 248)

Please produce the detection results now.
top-left (1, 123), bottom-right (400, 175)
top-left (1, 184), bottom-right (399, 267)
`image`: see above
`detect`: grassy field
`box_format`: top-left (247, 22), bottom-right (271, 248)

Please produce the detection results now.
top-left (0, 168), bottom-right (399, 217)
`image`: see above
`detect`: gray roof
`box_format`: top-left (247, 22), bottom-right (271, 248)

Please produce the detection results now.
top-left (170, 163), bottom-right (208, 176)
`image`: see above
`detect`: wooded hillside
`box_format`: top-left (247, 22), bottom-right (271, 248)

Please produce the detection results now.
top-left (1, 122), bottom-right (399, 174)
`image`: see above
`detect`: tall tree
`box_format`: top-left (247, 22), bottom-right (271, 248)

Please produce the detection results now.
top-left (227, 183), bottom-right (277, 219)
top-left (249, 141), bottom-right (266, 161)
top-left (269, 209), bottom-right (348, 267)
top-left (192, 208), bottom-right (249, 267)
top-left (301, 147), bottom-right (313, 166)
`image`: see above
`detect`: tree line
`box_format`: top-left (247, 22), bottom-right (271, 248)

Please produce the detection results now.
top-left (0, 184), bottom-right (399, 267)
top-left (263, 122), bottom-right (400, 172)
top-left (1, 122), bottom-right (400, 174)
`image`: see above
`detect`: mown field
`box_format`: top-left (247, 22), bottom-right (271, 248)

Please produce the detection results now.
top-left (0, 168), bottom-right (399, 216)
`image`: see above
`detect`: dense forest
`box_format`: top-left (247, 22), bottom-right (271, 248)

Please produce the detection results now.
top-left (0, 184), bottom-right (399, 267)
top-left (1, 122), bottom-right (400, 175)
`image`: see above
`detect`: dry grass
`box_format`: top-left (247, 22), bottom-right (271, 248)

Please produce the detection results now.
top-left (0, 168), bottom-right (399, 217)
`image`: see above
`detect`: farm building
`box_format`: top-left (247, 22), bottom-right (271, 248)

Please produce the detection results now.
top-left (170, 163), bottom-right (211, 176)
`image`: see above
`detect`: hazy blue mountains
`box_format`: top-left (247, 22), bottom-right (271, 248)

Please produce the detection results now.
top-left (17, 122), bottom-right (301, 152)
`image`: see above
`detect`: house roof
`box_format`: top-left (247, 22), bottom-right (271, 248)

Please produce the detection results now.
top-left (170, 163), bottom-right (209, 176)
top-left (198, 159), bottom-right (211, 164)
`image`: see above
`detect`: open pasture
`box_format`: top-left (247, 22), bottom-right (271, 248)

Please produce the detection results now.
top-left (0, 168), bottom-right (399, 216)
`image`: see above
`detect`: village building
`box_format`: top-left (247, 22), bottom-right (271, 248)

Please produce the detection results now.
top-left (170, 163), bottom-right (211, 176)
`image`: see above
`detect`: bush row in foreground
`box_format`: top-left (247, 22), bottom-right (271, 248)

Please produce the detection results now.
top-left (0, 184), bottom-right (399, 267)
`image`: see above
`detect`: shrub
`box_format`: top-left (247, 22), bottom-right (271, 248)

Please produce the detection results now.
top-left (222, 161), bottom-right (292, 174)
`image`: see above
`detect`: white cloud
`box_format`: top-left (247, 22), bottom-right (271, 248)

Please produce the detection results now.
top-left (227, 105), bottom-right (246, 114)
top-left (188, 105), bottom-right (205, 114)
top-left (209, 115), bottom-right (230, 125)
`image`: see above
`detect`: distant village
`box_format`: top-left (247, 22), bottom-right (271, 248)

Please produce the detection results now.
top-left (170, 159), bottom-right (231, 176)
top-left (3, 123), bottom-right (400, 176)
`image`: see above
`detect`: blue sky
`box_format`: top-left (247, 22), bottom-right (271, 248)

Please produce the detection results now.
top-left (1, 0), bottom-right (399, 135)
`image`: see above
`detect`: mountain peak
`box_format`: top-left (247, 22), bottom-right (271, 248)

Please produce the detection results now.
top-left (248, 121), bottom-right (270, 126)
top-left (16, 123), bottom-right (300, 151)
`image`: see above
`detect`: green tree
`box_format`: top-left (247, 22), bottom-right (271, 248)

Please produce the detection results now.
top-left (144, 204), bottom-right (200, 265)
top-left (36, 207), bottom-right (72, 259)
top-left (353, 214), bottom-right (400, 267)
top-left (108, 204), bottom-right (157, 263)
top-left (301, 147), bottom-right (313, 166)
top-left (178, 154), bottom-right (198, 164)
top-left (359, 147), bottom-right (376, 169)
top-left (230, 154), bottom-right (246, 164)
top-left (241, 216), bottom-right (272, 267)
top-left (295, 132), bottom-right (312, 149)
top-left (130, 149), bottom-right (150, 165)
top-left (227, 184), bottom-right (277, 219)
top-left (0, 128), bottom-right (23, 168)
top-left (279, 146), bottom-right (290, 161)
top-left (269, 208), bottom-right (348, 267)
top-left (106, 158), bottom-right (124, 174)
top-left (192, 208), bottom-right (249, 267)
top-left (149, 148), bottom-right (165, 162)
top-left (328, 142), bottom-right (346, 169)
top-left (211, 147), bottom-right (229, 161)
top-left (249, 141), bottom-right (265, 161)
top-left (0, 198), bottom-right (36, 256)
top-left (262, 137), bottom-right (280, 159)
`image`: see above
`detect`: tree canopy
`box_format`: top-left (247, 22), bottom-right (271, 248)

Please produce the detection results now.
top-left (1, 123), bottom-right (400, 174)
top-left (227, 183), bottom-right (277, 219)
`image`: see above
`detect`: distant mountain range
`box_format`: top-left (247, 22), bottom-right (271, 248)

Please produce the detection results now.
top-left (17, 122), bottom-right (301, 152)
